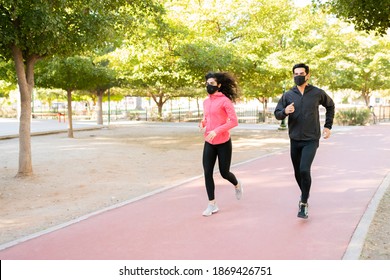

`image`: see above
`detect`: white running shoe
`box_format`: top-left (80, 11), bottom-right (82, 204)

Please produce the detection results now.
top-left (202, 204), bottom-right (219, 216)
top-left (235, 180), bottom-right (243, 200)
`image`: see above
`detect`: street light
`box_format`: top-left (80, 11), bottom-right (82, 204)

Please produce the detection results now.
top-left (278, 81), bottom-right (287, 130)
top-left (108, 88), bottom-right (111, 125)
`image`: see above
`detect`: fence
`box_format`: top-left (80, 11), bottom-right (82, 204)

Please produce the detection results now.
top-left (142, 105), bottom-right (390, 125)
top-left (374, 105), bottom-right (390, 123)
top-left (132, 105), bottom-right (280, 124)
top-left (2, 104), bottom-right (390, 125)
top-left (108, 105), bottom-right (324, 125)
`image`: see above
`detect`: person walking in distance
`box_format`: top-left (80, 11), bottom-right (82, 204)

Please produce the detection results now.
top-left (274, 63), bottom-right (335, 219)
top-left (199, 72), bottom-right (243, 217)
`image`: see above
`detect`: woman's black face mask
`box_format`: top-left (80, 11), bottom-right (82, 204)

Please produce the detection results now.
top-left (206, 84), bottom-right (219, 94)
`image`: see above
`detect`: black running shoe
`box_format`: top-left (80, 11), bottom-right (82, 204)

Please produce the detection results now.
top-left (297, 202), bottom-right (308, 219)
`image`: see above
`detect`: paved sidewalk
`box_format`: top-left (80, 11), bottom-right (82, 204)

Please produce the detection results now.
top-left (0, 118), bottom-right (105, 139)
top-left (0, 121), bottom-right (389, 259)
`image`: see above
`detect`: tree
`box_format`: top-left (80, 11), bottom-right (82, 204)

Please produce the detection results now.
top-left (0, 0), bottom-right (163, 177)
top-left (233, 0), bottom-right (296, 114)
top-left (315, 0), bottom-right (390, 36)
top-left (160, 0), bottom-right (295, 112)
top-left (328, 33), bottom-right (390, 106)
top-left (89, 59), bottom-right (117, 125)
top-left (33, 88), bottom-right (66, 110)
top-left (36, 56), bottom-right (99, 137)
top-left (282, 5), bottom-right (390, 106)
top-left (177, 40), bottom-right (240, 86)
top-left (129, 47), bottom-right (194, 118)
top-left (0, 80), bottom-right (14, 98)
top-left (262, 6), bottom-right (351, 97)
top-left (112, 12), bottom-right (206, 118)
top-left (0, 58), bottom-right (16, 97)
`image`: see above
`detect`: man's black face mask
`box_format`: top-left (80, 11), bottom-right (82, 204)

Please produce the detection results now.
top-left (294, 75), bottom-right (307, 86)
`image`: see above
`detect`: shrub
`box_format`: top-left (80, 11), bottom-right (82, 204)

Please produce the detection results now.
top-left (335, 107), bottom-right (371, 126)
top-left (0, 104), bottom-right (17, 118)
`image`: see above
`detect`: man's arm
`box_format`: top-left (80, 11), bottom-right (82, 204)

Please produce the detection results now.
top-left (323, 93), bottom-right (335, 130)
top-left (274, 95), bottom-right (288, 120)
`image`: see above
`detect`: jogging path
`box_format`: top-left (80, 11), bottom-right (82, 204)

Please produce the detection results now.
top-left (0, 122), bottom-right (389, 260)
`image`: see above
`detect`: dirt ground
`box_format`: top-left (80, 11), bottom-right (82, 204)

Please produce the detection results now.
top-left (0, 122), bottom-right (389, 259)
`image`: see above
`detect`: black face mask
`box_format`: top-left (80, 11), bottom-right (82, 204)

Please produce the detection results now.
top-left (206, 84), bottom-right (219, 94)
top-left (294, 75), bottom-right (307, 86)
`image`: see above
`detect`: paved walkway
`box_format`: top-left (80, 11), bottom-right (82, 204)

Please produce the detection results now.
top-left (0, 119), bottom-right (389, 259)
top-left (0, 118), bottom-right (105, 139)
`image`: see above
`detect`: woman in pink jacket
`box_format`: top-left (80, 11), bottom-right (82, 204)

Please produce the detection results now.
top-left (199, 72), bottom-right (243, 216)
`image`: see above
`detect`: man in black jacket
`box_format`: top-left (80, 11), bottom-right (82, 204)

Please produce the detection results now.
top-left (274, 63), bottom-right (335, 219)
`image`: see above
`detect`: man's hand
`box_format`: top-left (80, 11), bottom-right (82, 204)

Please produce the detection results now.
top-left (285, 102), bottom-right (295, 115)
top-left (323, 128), bottom-right (331, 139)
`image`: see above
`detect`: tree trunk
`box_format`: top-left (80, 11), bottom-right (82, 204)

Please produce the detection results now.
top-left (196, 97), bottom-right (201, 118)
top-left (263, 98), bottom-right (268, 121)
top-left (362, 90), bottom-right (370, 107)
top-left (97, 90), bottom-right (104, 125)
top-left (67, 90), bottom-right (74, 138)
top-left (258, 97), bottom-right (266, 122)
top-left (150, 90), bottom-right (168, 120)
top-left (11, 46), bottom-right (38, 177)
top-left (157, 100), bottom-right (163, 118)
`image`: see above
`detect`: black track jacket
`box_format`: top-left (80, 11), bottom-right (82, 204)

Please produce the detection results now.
top-left (274, 84), bottom-right (335, 141)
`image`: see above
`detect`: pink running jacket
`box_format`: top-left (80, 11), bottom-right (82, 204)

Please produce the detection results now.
top-left (201, 92), bottom-right (238, 145)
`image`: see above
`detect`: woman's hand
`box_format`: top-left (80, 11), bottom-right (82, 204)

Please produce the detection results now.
top-left (205, 131), bottom-right (217, 141)
top-left (199, 121), bottom-right (206, 132)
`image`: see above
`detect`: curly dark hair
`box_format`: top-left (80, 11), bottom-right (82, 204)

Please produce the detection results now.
top-left (205, 72), bottom-right (240, 103)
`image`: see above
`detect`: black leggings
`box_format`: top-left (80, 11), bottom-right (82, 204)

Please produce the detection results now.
top-left (290, 139), bottom-right (319, 204)
top-left (203, 139), bottom-right (238, 201)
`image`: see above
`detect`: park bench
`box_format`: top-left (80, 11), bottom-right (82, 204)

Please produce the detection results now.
top-left (31, 112), bottom-right (66, 122)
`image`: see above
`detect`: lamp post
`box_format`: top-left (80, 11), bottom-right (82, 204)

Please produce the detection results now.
top-left (108, 88), bottom-right (111, 125)
top-left (278, 81), bottom-right (287, 130)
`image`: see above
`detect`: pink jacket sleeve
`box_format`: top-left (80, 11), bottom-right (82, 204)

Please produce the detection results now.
top-left (213, 99), bottom-right (238, 135)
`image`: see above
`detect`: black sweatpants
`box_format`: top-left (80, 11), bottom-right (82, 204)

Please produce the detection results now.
top-left (290, 139), bottom-right (319, 204)
top-left (202, 139), bottom-right (238, 201)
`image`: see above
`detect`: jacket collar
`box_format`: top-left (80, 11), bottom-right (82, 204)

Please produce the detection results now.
top-left (292, 84), bottom-right (313, 94)
top-left (208, 91), bottom-right (224, 98)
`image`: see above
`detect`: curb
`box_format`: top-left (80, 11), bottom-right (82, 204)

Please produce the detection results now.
top-left (342, 172), bottom-right (390, 259)
top-left (0, 126), bottom-right (108, 140)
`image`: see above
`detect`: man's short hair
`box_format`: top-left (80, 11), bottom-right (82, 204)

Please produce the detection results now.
top-left (292, 63), bottom-right (310, 74)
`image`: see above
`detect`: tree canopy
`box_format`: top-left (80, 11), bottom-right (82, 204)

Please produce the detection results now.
top-left (0, 0), bottom-right (164, 176)
top-left (315, 0), bottom-right (390, 36)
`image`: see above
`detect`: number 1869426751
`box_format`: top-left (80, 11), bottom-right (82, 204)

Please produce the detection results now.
top-left (212, 266), bottom-right (272, 276)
